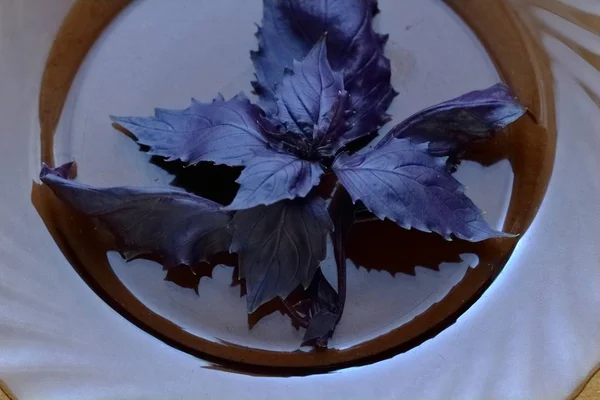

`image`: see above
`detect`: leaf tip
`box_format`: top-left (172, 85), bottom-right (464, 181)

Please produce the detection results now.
top-left (246, 294), bottom-right (264, 314)
top-left (109, 115), bottom-right (127, 128)
top-left (40, 161), bottom-right (75, 181)
top-left (378, 33), bottom-right (390, 46)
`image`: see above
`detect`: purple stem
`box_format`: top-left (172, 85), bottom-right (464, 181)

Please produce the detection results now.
top-left (330, 185), bottom-right (353, 325)
top-left (333, 227), bottom-right (347, 325)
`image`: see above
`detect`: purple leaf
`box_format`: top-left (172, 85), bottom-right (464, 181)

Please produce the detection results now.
top-left (225, 151), bottom-right (323, 210)
top-left (111, 93), bottom-right (275, 167)
top-left (301, 269), bottom-right (339, 347)
top-left (313, 90), bottom-right (351, 154)
top-left (253, 0), bottom-right (377, 88)
top-left (252, 0), bottom-right (396, 138)
top-left (379, 83), bottom-right (526, 155)
top-left (275, 39), bottom-right (346, 137)
top-left (229, 197), bottom-right (333, 312)
top-left (333, 139), bottom-right (514, 242)
top-left (40, 163), bottom-right (233, 268)
top-left (344, 61), bottom-right (398, 142)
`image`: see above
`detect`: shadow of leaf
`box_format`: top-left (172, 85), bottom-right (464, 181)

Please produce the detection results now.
top-left (150, 156), bottom-right (242, 206)
top-left (346, 220), bottom-right (480, 276)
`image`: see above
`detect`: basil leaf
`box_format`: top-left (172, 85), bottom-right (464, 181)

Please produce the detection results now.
top-left (273, 38), bottom-right (351, 156)
top-left (344, 58), bottom-right (398, 143)
top-left (253, 0), bottom-right (378, 88)
top-left (230, 197), bottom-right (332, 312)
top-left (313, 90), bottom-right (351, 156)
top-left (40, 163), bottom-right (232, 268)
top-left (333, 139), bottom-right (514, 241)
top-left (301, 269), bottom-right (339, 347)
top-left (275, 38), bottom-right (345, 135)
top-left (379, 83), bottom-right (526, 155)
top-left (111, 93), bottom-right (275, 167)
top-left (225, 151), bottom-right (323, 210)
top-left (253, 0), bottom-right (396, 139)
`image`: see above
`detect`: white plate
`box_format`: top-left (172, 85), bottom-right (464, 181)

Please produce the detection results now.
top-left (0, 0), bottom-right (599, 398)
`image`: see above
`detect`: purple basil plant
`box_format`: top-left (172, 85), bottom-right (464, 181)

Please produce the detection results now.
top-left (41, 0), bottom-right (525, 347)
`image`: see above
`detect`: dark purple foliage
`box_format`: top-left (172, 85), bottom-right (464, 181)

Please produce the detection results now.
top-left (300, 269), bottom-right (340, 347)
top-left (378, 83), bottom-right (526, 156)
top-left (40, 163), bottom-right (232, 268)
top-left (229, 197), bottom-right (332, 312)
top-left (252, 0), bottom-right (397, 140)
top-left (268, 38), bottom-right (352, 158)
top-left (333, 139), bottom-right (514, 242)
top-left (40, 0), bottom-right (526, 347)
top-left (274, 38), bottom-right (345, 139)
top-left (226, 151), bottom-right (323, 210)
top-left (111, 93), bottom-right (275, 167)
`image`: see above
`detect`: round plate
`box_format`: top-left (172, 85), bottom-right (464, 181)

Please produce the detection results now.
top-left (1, 0), bottom-right (599, 398)
top-left (34, 0), bottom-right (556, 372)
